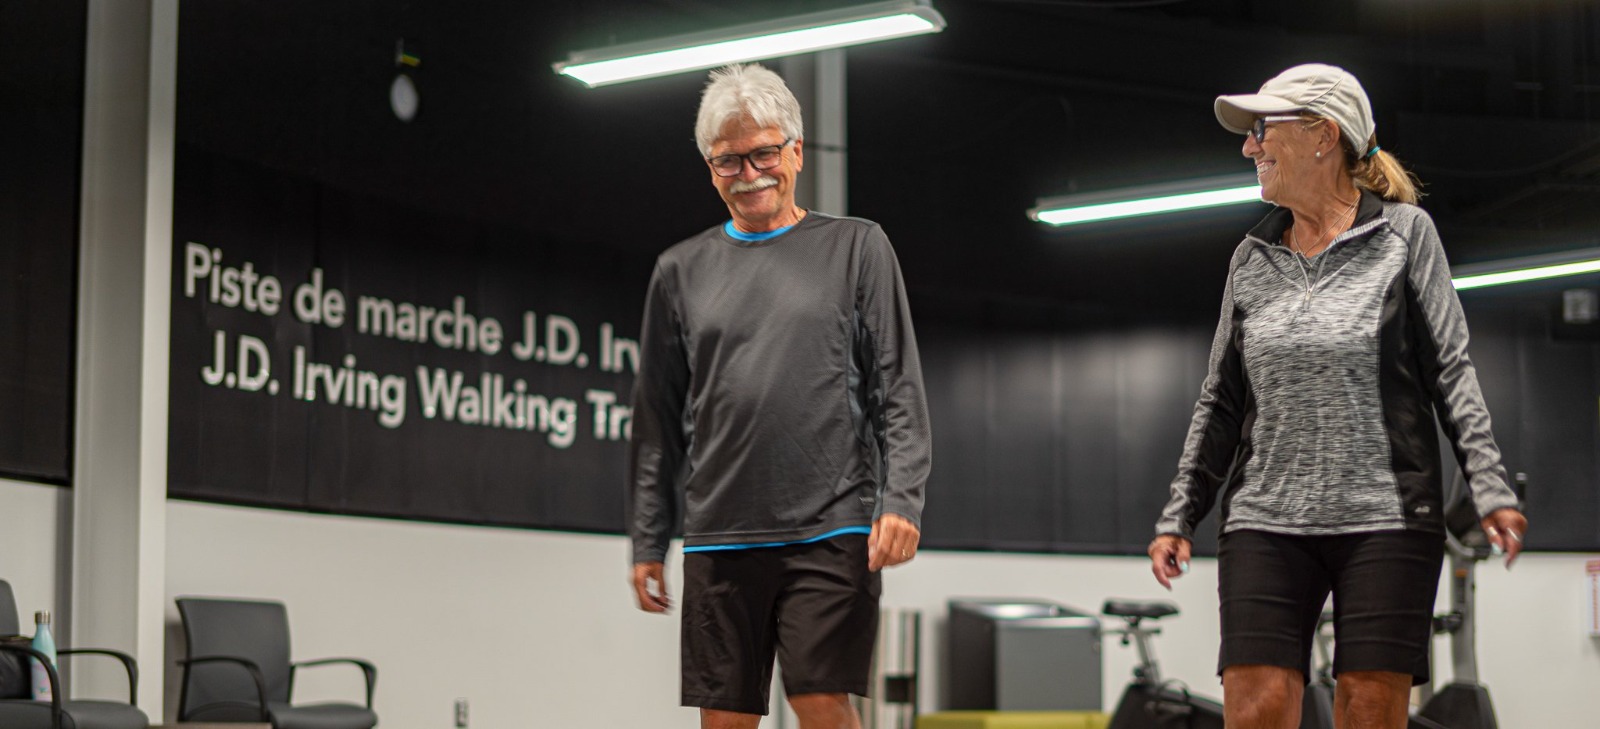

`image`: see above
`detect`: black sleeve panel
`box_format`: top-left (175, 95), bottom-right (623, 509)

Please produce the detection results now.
top-left (627, 260), bottom-right (689, 563)
top-left (1397, 208), bottom-right (1517, 519)
top-left (856, 225), bottom-right (932, 528)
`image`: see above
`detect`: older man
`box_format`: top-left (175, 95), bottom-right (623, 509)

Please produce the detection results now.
top-left (627, 63), bottom-right (931, 729)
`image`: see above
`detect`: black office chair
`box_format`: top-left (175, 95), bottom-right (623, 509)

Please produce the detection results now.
top-left (0, 579), bottom-right (149, 729)
top-left (175, 597), bottom-right (377, 729)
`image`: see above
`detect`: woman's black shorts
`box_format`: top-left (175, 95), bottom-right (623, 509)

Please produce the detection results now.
top-left (1217, 528), bottom-right (1445, 685)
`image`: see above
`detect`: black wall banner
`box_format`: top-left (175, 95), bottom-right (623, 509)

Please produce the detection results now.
top-left (167, 150), bottom-right (1600, 549)
top-left (167, 1), bottom-right (1599, 551)
top-left (168, 148), bottom-right (646, 532)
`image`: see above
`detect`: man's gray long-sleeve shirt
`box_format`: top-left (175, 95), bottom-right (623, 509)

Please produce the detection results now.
top-left (628, 213), bottom-right (931, 563)
top-left (1158, 192), bottom-right (1518, 540)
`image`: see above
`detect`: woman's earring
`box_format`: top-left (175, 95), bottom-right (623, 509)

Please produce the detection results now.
top-left (1315, 150), bottom-right (1323, 158)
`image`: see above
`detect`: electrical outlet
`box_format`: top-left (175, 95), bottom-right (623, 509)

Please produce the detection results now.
top-left (454, 697), bottom-right (469, 728)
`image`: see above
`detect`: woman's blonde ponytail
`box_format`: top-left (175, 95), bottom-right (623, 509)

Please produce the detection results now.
top-left (1348, 134), bottom-right (1421, 204)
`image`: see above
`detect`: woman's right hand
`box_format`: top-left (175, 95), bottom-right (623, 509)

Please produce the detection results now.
top-left (1148, 534), bottom-right (1192, 590)
top-left (1481, 507), bottom-right (1529, 568)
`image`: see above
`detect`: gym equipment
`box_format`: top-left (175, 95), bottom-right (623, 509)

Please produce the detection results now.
top-left (1299, 608), bottom-right (1450, 729)
top-left (1297, 610), bottom-right (1335, 729)
top-left (1414, 472), bottom-right (1526, 729)
top-left (948, 599), bottom-right (1102, 712)
top-left (1101, 600), bottom-right (1223, 729)
top-left (1300, 471), bottom-right (1524, 729)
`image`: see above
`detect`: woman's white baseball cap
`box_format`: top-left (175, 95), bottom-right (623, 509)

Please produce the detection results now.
top-left (1215, 63), bottom-right (1375, 156)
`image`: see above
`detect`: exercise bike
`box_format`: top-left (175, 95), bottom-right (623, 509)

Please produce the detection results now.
top-left (1298, 610), bottom-right (1336, 729)
top-left (1102, 600), bottom-right (1348, 729)
top-left (1413, 472), bottom-right (1525, 729)
top-left (1298, 470), bottom-right (1524, 729)
top-left (1298, 609), bottom-right (1449, 729)
top-left (1102, 599), bottom-right (1224, 729)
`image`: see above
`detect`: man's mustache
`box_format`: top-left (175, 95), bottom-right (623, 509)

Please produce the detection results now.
top-left (729, 176), bottom-right (777, 194)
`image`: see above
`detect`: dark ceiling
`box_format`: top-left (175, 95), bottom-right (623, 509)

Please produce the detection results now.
top-left (178, 0), bottom-right (1600, 319)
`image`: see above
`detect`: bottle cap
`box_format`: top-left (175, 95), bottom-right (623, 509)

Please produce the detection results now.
top-left (34, 610), bottom-right (50, 625)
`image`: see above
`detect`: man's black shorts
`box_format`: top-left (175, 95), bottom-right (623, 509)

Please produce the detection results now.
top-left (680, 533), bottom-right (881, 715)
top-left (1217, 528), bottom-right (1444, 685)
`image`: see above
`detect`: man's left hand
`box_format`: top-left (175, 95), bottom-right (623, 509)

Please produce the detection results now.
top-left (868, 514), bottom-right (920, 572)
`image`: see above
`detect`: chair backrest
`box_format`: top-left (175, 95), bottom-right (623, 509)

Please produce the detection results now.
top-left (177, 597), bottom-right (293, 714)
top-left (0, 581), bottom-right (18, 636)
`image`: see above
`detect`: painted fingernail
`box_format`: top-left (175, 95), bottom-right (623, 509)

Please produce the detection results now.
top-left (1180, 561), bottom-right (1191, 574)
top-left (1491, 543), bottom-right (1504, 556)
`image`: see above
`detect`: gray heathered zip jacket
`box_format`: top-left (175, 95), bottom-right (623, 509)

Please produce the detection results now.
top-left (1157, 191), bottom-right (1519, 540)
top-left (628, 212), bottom-right (931, 563)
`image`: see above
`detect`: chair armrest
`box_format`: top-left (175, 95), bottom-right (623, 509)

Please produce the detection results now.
top-left (0, 643), bottom-right (65, 729)
top-left (290, 657), bottom-right (377, 709)
top-left (177, 655), bottom-right (270, 722)
top-left (57, 648), bottom-right (138, 704)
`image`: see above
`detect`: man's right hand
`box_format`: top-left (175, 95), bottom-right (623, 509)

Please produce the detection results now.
top-left (632, 561), bottom-right (671, 613)
top-left (1148, 534), bottom-right (1192, 591)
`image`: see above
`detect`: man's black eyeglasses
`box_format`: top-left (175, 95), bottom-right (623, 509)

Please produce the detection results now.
top-left (707, 139), bottom-right (793, 177)
top-left (1252, 115), bottom-right (1303, 142)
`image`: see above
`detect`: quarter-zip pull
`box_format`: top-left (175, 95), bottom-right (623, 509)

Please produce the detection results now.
top-left (1296, 249), bottom-right (1325, 312)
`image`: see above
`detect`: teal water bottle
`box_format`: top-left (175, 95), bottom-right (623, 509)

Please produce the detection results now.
top-left (30, 610), bottom-right (55, 701)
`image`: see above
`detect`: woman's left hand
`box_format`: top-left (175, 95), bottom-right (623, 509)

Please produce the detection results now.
top-left (1480, 507), bottom-right (1528, 567)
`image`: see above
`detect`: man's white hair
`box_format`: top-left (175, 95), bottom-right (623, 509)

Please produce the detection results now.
top-left (694, 63), bottom-right (804, 157)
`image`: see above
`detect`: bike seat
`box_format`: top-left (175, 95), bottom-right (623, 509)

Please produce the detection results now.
top-left (1102, 599), bottom-right (1179, 620)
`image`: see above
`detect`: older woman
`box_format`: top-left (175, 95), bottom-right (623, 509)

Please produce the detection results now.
top-left (1146, 63), bottom-right (1529, 729)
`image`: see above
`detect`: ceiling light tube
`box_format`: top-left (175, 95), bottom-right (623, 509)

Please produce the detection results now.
top-left (1451, 246), bottom-right (1600, 290)
top-left (554, 1), bottom-right (946, 88)
top-left (1030, 174), bottom-right (1264, 227)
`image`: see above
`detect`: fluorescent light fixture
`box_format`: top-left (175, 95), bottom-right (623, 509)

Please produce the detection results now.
top-left (1451, 246), bottom-right (1600, 290)
top-left (553, 1), bottom-right (945, 88)
top-left (1030, 174), bottom-right (1264, 227)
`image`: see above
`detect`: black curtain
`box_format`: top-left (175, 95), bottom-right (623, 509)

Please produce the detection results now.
top-left (0, 0), bottom-right (86, 484)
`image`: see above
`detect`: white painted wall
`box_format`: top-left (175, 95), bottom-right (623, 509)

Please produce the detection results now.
top-left (889, 547), bottom-right (1600, 724)
top-left (2, 482), bottom-right (1595, 727)
top-left (163, 500), bottom-right (688, 728)
top-left (0, 479), bottom-right (69, 634)
top-left (1466, 550), bottom-right (1600, 721)
top-left (163, 501), bottom-right (1600, 728)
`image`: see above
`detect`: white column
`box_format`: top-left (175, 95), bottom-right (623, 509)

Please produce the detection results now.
top-left (72, 0), bottom-right (177, 715)
top-left (782, 50), bottom-right (848, 216)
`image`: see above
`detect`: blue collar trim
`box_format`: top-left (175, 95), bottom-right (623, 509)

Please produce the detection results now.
top-left (724, 220), bottom-right (796, 241)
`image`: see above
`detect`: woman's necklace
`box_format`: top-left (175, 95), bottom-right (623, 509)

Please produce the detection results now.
top-left (1286, 196), bottom-right (1357, 307)
top-left (1287, 197), bottom-right (1358, 258)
